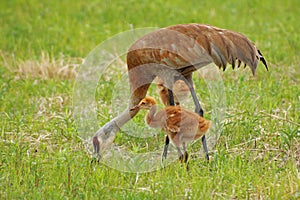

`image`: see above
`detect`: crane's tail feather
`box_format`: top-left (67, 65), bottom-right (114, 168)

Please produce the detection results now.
top-left (195, 25), bottom-right (268, 75)
top-left (257, 49), bottom-right (268, 71)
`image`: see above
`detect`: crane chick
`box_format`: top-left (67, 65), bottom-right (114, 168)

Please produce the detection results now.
top-left (130, 96), bottom-right (211, 163)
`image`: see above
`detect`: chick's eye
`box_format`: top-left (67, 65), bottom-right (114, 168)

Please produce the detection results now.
top-left (141, 102), bottom-right (145, 105)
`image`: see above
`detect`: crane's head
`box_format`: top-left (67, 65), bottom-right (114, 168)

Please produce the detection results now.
top-left (130, 97), bottom-right (157, 111)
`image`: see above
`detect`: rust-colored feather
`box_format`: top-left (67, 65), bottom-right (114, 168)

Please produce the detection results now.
top-left (127, 24), bottom-right (268, 76)
top-left (130, 96), bottom-right (211, 163)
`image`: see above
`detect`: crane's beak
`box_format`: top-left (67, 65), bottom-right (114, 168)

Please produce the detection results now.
top-left (130, 105), bottom-right (140, 111)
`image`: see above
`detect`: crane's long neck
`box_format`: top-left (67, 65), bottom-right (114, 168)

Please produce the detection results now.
top-left (145, 104), bottom-right (162, 128)
top-left (93, 107), bottom-right (139, 153)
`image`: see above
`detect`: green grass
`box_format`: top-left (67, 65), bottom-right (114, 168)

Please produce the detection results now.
top-left (1, 0), bottom-right (299, 199)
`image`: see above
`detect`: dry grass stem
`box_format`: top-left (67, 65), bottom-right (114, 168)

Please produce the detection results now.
top-left (260, 111), bottom-right (300, 126)
top-left (1, 51), bottom-right (82, 80)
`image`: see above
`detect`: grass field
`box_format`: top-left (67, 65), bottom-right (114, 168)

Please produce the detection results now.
top-left (1, 0), bottom-right (299, 199)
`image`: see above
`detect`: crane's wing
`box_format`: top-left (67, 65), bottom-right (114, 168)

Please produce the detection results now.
top-left (128, 23), bottom-right (268, 76)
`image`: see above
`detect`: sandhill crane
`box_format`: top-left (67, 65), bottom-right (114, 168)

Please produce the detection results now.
top-left (92, 23), bottom-right (268, 161)
top-left (130, 96), bottom-right (210, 164)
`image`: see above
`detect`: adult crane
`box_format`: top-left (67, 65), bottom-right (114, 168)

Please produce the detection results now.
top-left (92, 23), bottom-right (268, 161)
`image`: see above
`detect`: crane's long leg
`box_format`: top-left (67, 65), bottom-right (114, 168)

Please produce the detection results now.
top-left (176, 147), bottom-right (184, 162)
top-left (185, 75), bottom-right (209, 160)
top-left (182, 142), bottom-right (188, 163)
top-left (189, 86), bottom-right (204, 117)
top-left (202, 136), bottom-right (209, 160)
top-left (162, 89), bottom-right (175, 161)
top-left (182, 142), bottom-right (189, 171)
top-left (162, 135), bottom-right (170, 161)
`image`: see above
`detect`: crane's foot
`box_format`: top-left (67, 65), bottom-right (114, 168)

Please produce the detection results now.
top-left (178, 152), bottom-right (190, 171)
top-left (178, 151), bottom-right (189, 163)
top-left (91, 155), bottom-right (101, 164)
